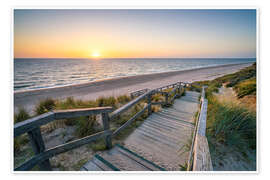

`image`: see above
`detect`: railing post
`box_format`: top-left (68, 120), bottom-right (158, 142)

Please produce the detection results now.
top-left (102, 112), bottom-right (112, 149)
top-left (165, 93), bottom-right (169, 105)
top-left (147, 93), bottom-right (152, 116)
top-left (177, 85), bottom-right (180, 96)
top-left (27, 128), bottom-right (52, 171)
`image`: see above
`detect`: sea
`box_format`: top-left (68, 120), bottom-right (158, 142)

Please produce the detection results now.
top-left (14, 58), bottom-right (256, 92)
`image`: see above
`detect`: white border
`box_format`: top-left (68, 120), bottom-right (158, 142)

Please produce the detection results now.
top-left (11, 7), bottom-right (259, 175)
top-left (1, 0), bottom-right (264, 179)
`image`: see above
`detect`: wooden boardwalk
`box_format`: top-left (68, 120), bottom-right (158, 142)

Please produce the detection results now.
top-left (81, 91), bottom-right (200, 171)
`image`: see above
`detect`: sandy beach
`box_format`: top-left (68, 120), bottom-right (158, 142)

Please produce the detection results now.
top-left (14, 63), bottom-right (252, 114)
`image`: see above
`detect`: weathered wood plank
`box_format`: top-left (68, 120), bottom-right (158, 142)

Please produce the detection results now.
top-left (112, 105), bottom-right (149, 137)
top-left (155, 82), bottom-right (180, 92)
top-left (197, 99), bottom-right (208, 136)
top-left (27, 128), bottom-right (52, 170)
top-left (190, 86), bottom-right (213, 171)
top-left (165, 93), bottom-right (169, 105)
top-left (151, 102), bottom-right (165, 105)
top-left (14, 112), bottom-right (55, 137)
top-left (201, 86), bottom-right (206, 100)
top-left (147, 94), bottom-right (152, 116)
top-left (110, 90), bottom-right (152, 121)
top-left (54, 107), bottom-right (113, 119)
top-left (130, 88), bottom-right (149, 98)
top-left (15, 130), bottom-right (111, 171)
top-left (102, 112), bottom-right (112, 149)
top-left (187, 109), bottom-right (200, 170)
top-left (192, 135), bottom-right (213, 171)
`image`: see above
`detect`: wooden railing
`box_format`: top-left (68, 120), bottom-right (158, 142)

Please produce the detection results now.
top-left (130, 88), bottom-right (150, 99)
top-left (187, 86), bottom-right (213, 171)
top-left (14, 82), bottom-right (189, 171)
top-left (14, 107), bottom-right (114, 171)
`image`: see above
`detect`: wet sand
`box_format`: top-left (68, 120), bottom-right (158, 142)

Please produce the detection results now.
top-left (14, 63), bottom-right (252, 114)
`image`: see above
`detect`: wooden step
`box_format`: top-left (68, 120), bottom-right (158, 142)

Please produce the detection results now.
top-left (115, 144), bottom-right (165, 171)
top-left (82, 145), bottom-right (165, 171)
top-left (81, 154), bottom-right (120, 171)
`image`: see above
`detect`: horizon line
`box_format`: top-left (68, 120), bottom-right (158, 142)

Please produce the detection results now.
top-left (14, 57), bottom-right (256, 59)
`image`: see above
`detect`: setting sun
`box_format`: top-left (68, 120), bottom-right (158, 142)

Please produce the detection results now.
top-left (91, 52), bottom-right (100, 58)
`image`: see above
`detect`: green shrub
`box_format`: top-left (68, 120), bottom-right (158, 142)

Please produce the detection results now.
top-left (206, 96), bottom-right (256, 151)
top-left (219, 63), bottom-right (256, 87)
top-left (88, 139), bottom-right (107, 152)
top-left (188, 83), bottom-right (202, 92)
top-left (152, 93), bottom-right (164, 102)
top-left (56, 98), bottom-right (98, 110)
top-left (96, 96), bottom-right (117, 108)
top-left (14, 108), bottom-right (31, 153)
top-left (65, 97), bottom-right (76, 106)
top-left (117, 95), bottom-right (131, 104)
top-left (35, 98), bottom-right (56, 115)
top-left (14, 108), bottom-right (30, 123)
top-left (14, 135), bottom-right (29, 153)
top-left (75, 115), bottom-right (97, 137)
top-left (14, 138), bottom-right (21, 153)
top-left (115, 103), bottom-right (146, 126)
top-left (234, 78), bottom-right (256, 98)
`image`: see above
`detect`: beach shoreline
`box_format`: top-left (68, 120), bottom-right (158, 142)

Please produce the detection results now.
top-left (14, 62), bottom-right (253, 114)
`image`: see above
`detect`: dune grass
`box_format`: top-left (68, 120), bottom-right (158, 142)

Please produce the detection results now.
top-left (190, 63), bottom-right (256, 168)
top-left (14, 108), bottom-right (31, 153)
top-left (234, 78), bottom-right (256, 98)
top-left (14, 108), bottom-right (30, 124)
top-left (206, 94), bottom-right (256, 152)
top-left (34, 98), bottom-right (56, 115)
top-left (117, 95), bottom-right (132, 104)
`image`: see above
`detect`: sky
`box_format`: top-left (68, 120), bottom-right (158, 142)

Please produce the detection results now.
top-left (14, 9), bottom-right (256, 58)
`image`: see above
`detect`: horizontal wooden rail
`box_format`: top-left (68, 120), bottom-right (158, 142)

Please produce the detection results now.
top-left (112, 104), bottom-right (150, 137)
top-left (15, 130), bottom-right (111, 171)
top-left (14, 112), bottom-right (55, 137)
top-left (152, 102), bottom-right (165, 105)
top-left (110, 90), bottom-right (153, 121)
top-left (155, 82), bottom-right (179, 92)
top-left (130, 88), bottom-right (150, 98)
top-left (14, 107), bottom-right (113, 137)
top-left (54, 107), bottom-right (113, 119)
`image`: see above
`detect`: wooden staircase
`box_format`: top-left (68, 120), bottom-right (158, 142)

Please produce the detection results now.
top-left (81, 91), bottom-right (200, 171)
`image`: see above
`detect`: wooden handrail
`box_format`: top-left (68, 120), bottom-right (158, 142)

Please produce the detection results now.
top-left (110, 90), bottom-right (153, 121)
top-left (111, 83), bottom-right (186, 138)
top-left (15, 130), bottom-right (111, 171)
top-left (54, 107), bottom-right (113, 119)
top-left (187, 87), bottom-right (204, 170)
top-left (189, 86), bottom-right (213, 171)
top-left (14, 106), bottom-right (113, 171)
top-left (14, 107), bottom-right (113, 137)
top-left (14, 112), bottom-right (55, 137)
top-left (112, 104), bottom-right (150, 137)
top-left (130, 88), bottom-right (150, 98)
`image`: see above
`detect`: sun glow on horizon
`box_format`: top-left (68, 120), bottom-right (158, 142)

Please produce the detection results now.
top-left (91, 51), bottom-right (101, 58)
